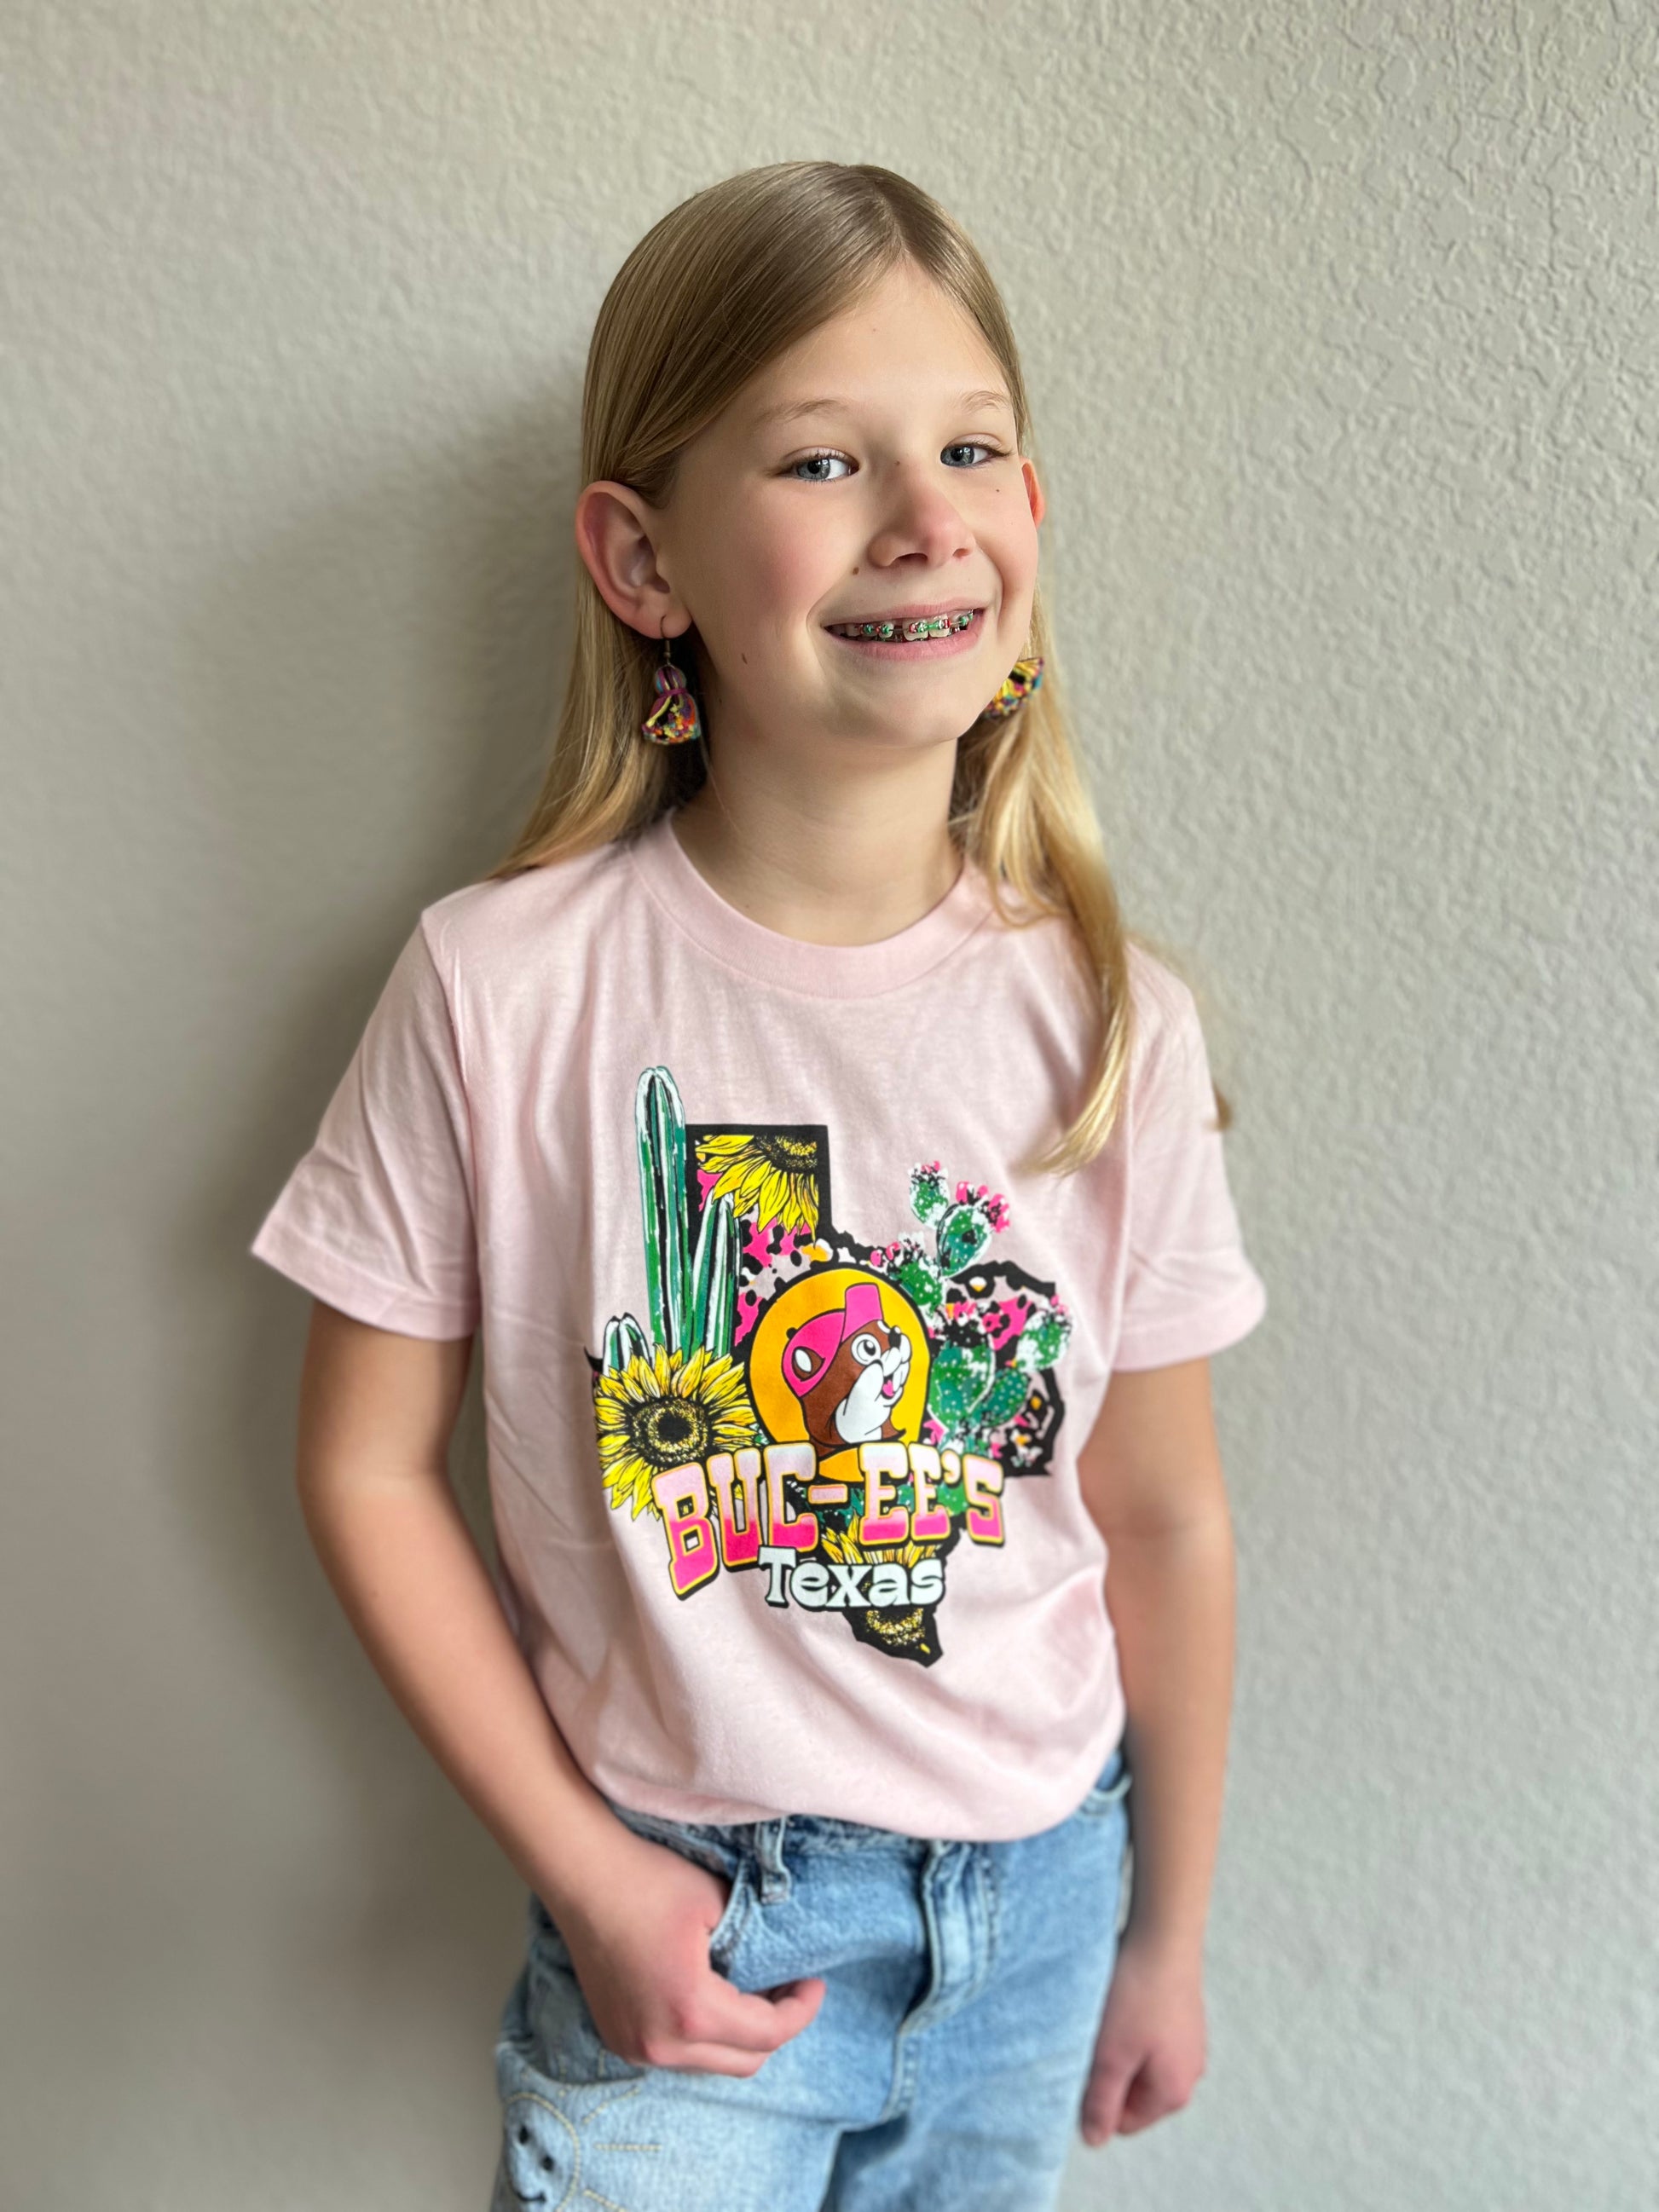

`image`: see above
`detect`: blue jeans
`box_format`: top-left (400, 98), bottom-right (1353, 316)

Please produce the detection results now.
top-left (489, 1742), bottom-right (1134, 2212)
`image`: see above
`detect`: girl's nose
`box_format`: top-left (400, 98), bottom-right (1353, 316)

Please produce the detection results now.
top-left (864, 463), bottom-right (976, 570)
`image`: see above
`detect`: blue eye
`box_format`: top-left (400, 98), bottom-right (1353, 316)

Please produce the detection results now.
top-left (789, 452), bottom-right (853, 482)
top-left (787, 442), bottom-right (1006, 482)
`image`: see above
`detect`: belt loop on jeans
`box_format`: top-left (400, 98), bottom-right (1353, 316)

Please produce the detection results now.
top-left (750, 1815), bottom-right (792, 1903)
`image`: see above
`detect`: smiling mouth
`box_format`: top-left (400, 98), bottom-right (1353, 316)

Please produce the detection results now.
top-left (826, 609), bottom-right (981, 642)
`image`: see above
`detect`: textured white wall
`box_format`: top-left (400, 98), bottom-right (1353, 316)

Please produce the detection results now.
top-left (4, 4), bottom-right (1655, 2207)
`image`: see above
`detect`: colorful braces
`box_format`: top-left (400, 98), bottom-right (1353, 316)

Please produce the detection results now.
top-left (836, 610), bottom-right (978, 643)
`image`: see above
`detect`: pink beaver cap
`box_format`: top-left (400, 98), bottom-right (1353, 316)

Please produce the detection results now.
top-left (782, 1280), bottom-right (885, 1399)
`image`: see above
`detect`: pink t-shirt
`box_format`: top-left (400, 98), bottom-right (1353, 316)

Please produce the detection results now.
top-left (251, 807), bottom-right (1267, 1840)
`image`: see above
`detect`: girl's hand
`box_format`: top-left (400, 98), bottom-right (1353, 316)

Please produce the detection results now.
top-left (551, 1827), bottom-right (826, 2078)
top-left (1078, 1922), bottom-right (1208, 2145)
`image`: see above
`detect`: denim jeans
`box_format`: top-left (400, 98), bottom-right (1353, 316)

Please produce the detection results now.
top-left (488, 1741), bottom-right (1134, 2212)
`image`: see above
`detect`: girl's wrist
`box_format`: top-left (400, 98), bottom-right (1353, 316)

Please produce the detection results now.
top-left (1119, 1908), bottom-right (1208, 1971)
top-left (515, 1791), bottom-right (637, 1923)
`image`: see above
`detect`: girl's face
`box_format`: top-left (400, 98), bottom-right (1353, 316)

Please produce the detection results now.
top-left (582, 259), bottom-right (1045, 759)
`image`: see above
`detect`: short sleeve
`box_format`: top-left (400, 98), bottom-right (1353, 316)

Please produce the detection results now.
top-left (1112, 960), bottom-right (1268, 1372)
top-left (249, 919), bottom-right (482, 1339)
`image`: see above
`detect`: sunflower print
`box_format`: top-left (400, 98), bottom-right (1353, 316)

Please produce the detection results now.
top-left (820, 1520), bottom-right (940, 1660)
top-left (594, 1341), bottom-right (757, 1522)
top-left (696, 1129), bottom-right (822, 1237)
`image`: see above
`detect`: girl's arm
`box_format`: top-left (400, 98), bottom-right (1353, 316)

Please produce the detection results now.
top-left (1074, 1354), bottom-right (1236, 2138)
top-left (292, 1299), bottom-right (824, 2073)
top-left (294, 1299), bottom-right (624, 1909)
top-left (1081, 1354), bottom-right (1236, 1951)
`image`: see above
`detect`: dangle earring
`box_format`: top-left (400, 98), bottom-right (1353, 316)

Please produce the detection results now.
top-left (639, 631), bottom-right (703, 747)
top-left (980, 654), bottom-right (1045, 721)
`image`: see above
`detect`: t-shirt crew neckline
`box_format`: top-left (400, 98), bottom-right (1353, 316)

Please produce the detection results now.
top-left (627, 806), bottom-right (994, 1000)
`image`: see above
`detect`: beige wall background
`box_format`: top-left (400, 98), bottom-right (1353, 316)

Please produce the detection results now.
top-left (5, 3), bottom-right (1655, 2206)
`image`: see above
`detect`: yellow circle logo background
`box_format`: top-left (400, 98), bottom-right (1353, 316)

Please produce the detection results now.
top-left (747, 1268), bottom-right (932, 1458)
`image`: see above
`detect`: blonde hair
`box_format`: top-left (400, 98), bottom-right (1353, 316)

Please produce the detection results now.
top-left (487, 160), bottom-right (1229, 1171)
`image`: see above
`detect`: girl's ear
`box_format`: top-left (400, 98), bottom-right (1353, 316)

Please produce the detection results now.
top-left (573, 480), bottom-right (688, 638)
top-left (1021, 459), bottom-right (1046, 528)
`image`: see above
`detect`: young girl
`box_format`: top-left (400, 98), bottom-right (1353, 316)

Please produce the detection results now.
top-left (251, 160), bottom-right (1267, 2212)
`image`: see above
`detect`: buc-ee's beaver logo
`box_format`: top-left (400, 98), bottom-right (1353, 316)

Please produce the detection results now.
top-left (587, 1066), bottom-right (1074, 1666)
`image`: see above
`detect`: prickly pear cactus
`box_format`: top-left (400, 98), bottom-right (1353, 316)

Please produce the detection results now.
top-left (1013, 1293), bottom-right (1072, 1372)
top-left (872, 1232), bottom-right (947, 1317)
top-left (928, 1308), bottom-right (999, 1429)
top-left (868, 1161), bottom-right (1070, 1458)
top-left (977, 1360), bottom-right (1037, 1432)
top-left (938, 1185), bottom-right (1013, 1273)
top-left (908, 1161), bottom-right (951, 1224)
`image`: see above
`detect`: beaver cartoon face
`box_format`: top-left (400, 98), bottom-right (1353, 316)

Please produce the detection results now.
top-left (791, 1317), bottom-right (911, 1451)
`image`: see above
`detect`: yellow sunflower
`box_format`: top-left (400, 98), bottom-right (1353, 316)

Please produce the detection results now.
top-left (696, 1130), bottom-right (822, 1237)
top-left (594, 1342), bottom-right (757, 1521)
top-left (819, 1522), bottom-right (940, 1654)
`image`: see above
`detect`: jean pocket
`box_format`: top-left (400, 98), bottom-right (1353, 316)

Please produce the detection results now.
top-left (1074, 1742), bottom-right (1132, 1818)
top-left (538, 1826), bottom-right (755, 1976)
top-left (706, 1851), bottom-right (754, 1972)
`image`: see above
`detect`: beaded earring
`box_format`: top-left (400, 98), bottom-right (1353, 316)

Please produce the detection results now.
top-left (639, 633), bottom-right (703, 747)
top-left (980, 655), bottom-right (1044, 721)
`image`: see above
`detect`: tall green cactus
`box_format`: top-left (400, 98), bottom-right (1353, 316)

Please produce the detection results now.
top-left (601, 1313), bottom-right (653, 1374)
top-left (635, 1066), bottom-right (690, 1354)
top-left (689, 1189), bottom-right (738, 1360)
top-left (631, 1065), bottom-right (738, 1365)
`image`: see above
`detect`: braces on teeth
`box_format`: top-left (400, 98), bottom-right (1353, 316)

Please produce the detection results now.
top-left (833, 610), bottom-right (978, 642)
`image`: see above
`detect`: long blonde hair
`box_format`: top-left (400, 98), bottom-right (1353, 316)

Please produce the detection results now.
top-left (487, 160), bottom-right (1227, 1172)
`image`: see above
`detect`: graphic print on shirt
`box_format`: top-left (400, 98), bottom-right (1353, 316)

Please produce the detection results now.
top-left (586, 1066), bottom-right (1074, 1667)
